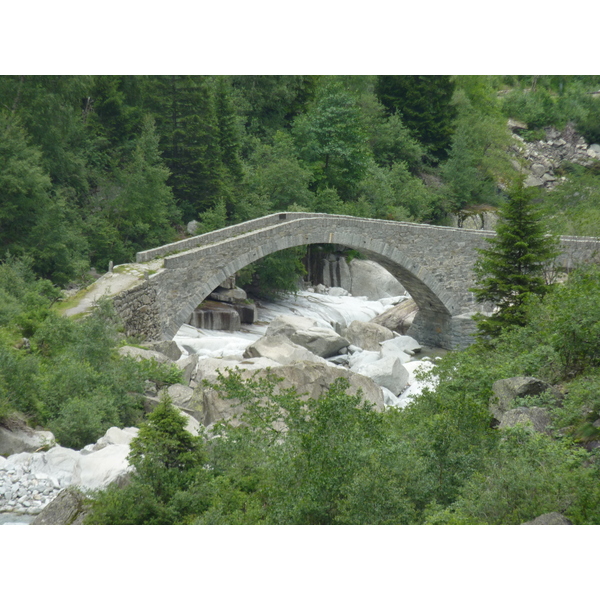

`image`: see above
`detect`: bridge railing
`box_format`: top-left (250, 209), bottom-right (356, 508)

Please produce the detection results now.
top-left (135, 212), bottom-right (328, 263)
top-left (136, 211), bottom-right (600, 267)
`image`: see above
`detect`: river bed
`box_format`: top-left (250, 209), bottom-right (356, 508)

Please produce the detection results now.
top-left (174, 290), bottom-right (441, 406)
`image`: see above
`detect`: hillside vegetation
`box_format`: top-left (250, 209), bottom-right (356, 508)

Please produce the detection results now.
top-left (2, 75), bottom-right (600, 524)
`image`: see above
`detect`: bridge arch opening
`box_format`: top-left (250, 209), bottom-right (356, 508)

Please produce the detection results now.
top-left (164, 220), bottom-right (460, 347)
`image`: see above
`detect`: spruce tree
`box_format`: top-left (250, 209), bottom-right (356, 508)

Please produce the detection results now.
top-left (471, 183), bottom-right (559, 338)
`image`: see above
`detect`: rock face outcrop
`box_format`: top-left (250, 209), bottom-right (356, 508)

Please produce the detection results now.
top-left (0, 418), bottom-right (55, 457)
top-left (498, 407), bottom-right (552, 434)
top-left (512, 123), bottom-right (600, 190)
top-left (371, 298), bottom-right (418, 335)
top-left (321, 256), bottom-right (406, 300)
top-left (243, 334), bottom-right (330, 366)
top-left (31, 488), bottom-right (90, 525)
top-left (489, 376), bottom-right (555, 421)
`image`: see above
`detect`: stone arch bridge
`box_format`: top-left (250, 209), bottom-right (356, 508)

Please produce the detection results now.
top-left (110, 212), bottom-right (600, 349)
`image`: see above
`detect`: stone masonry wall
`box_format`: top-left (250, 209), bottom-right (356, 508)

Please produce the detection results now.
top-left (116, 214), bottom-right (600, 349)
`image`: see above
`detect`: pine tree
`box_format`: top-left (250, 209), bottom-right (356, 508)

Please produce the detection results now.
top-left (375, 75), bottom-right (456, 162)
top-left (471, 183), bottom-right (559, 338)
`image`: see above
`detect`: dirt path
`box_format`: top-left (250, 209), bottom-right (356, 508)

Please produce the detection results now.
top-left (60, 259), bottom-right (164, 317)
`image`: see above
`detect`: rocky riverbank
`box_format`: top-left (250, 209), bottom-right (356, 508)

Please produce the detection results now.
top-left (1, 270), bottom-right (440, 524)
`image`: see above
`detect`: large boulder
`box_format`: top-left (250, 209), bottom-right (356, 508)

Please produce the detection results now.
top-left (265, 315), bottom-right (349, 358)
top-left (321, 256), bottom-right (405, 300)
top-left (351, 356), bottom-right (409, 396)
top-left (490, 376), bottom-right (558, 420)
top-left (209, 286), bottom-right (247, 303)
top-left (176, 354), bottom-right (199, 385)
top-left (118, 346), bottom-right (172, 364)
top-left (188, 301), bottom-right (241, 331)
top-left (380, 335), bottom-right (421, 358)
top-left (371, 298), bottom-right (418, 334)
top-left (31, 488), bottom-right (90, 525)
top-left (348, 259), bottom-right (406, 300)
top-left (345, 320), bottom-right (394, 351)
top-left (143, 340), bottom-right (182, 361)
top-left (0, 419), bottom-right (55, 457)
top-left (498, 407), bottom-right (552, 434)
top-left (243, 334), bottom-right (329, 366)
top-left (348, 350), bottom-right (381, 370)
top-left (522, 512), bottom-right (573, 525)
top-left (197, 360), bottom-right (385, 427)
top-left (78, 444), bottom-right (134, 491)
top-left (160, 383), bottom-right (194, 406)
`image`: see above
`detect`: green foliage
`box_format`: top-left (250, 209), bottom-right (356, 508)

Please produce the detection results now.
top-left (293, 84), bottom-right (371, 199)
top-left (471, 183), bottom-right (559, 338)
top-left (243, 132), bottom-right (315, 214)
top-left (237, 247), bottom-right (307, 300)
top-left (530, 266), bottom-right (600, 377)
top-left (369, 112), bottom-right (426, 171)
top-left (108, 115), bottom-right (179, 252)
top-left (134, 357), bottom-right (185, 387)
top-left (441, 80), bottom-right (517, 212)
top-left (375, 75), bottom-right (456, 161)
top-left (87, 396), bottom-right (207, 524)
top-left (539, 168), bottom-right (600, 237)
top-left (427, 428), bottom-right (600, 524)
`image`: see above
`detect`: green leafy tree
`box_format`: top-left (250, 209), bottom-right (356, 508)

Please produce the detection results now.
top-left (441, 77), bottom-right (516, 212)
top-left (293, 84), bottom-right (370, 199)
top-left (471, 183), bottom-right (559, 338)
top-left (243, 132), bottom-right (315, 214)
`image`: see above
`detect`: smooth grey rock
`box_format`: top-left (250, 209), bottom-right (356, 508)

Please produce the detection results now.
top-left (522, 512), bottom-right (572, 525)
top-left (186, 220), bottom-right (199, 235)
top-left (348, 259), bottom-right (405, 300)
top-left (499, 407), bottom-right (552, 434)
top-left (90, 427), bottom-right (138, 452)
top-left (490, 376), bottom-right (555, 420)
top-left (78, 444), bottom-right (134, 491)
top-left (176, 354), bottom-right (199, 385)
top-left (328, 286), bottom-right (349, 296)
top-left (345, 320), bottom-right (394, 352)
top-left (266, 315), bottom-right (349, 358)
top-left (144, 340), bottom-right (182, 361)
top-left (244, 334), bottom-right (328, 366)
top-left (381, 386), bottom-right (399, 406)
top-left (31, 488), bottom-right (89, 525)
top-left (352, 356), bottom-right (409, 396)
top-left (160, 383), bottom-right (194, 406)
top-left (0, 424), bottom-right (55, 457)
top-left (348, 350), bottom-right (381, 370)
top-left (209, 286), bottom-right (247, 303)
top-left (327, 354), bottom-right (349, 366)
top-left (118, 346), bottom-right (172, 364)
top-left (380, 335), bottom-right (421, 356)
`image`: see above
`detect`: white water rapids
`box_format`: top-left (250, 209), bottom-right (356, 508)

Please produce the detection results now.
top-left (174, 289), bottom-right (439, 407)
